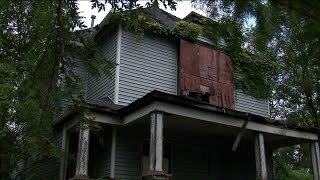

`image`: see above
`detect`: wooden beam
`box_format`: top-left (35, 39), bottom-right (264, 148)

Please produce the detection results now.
top-left (232, 116), bottom-right (250, 151)
top-left (149, 113), bottom-right (156, 171)
top-left (149, 112), bottom-right (164, 172)
top-left (155, 113), bottom-right (163, 171)
top-left (91, 112), bottom-right (122, 125)
top-left (255, 133), bottom-right (267, 180)
top-left (311, 141), bottom-right (320, 180)
top-left (59, 124), bottom-right (68, 180)
top-left (75, 123), bottom-right (90, 178)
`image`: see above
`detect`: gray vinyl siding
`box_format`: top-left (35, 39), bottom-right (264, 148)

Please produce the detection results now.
top-left (118, 30), bottom-right (177, 105)
top-left (87, 33), bottom-right (117, 101)
top-left (235, 90), bottom-right (270, 118)
top-left (115, 127), bottom-right (142, 180)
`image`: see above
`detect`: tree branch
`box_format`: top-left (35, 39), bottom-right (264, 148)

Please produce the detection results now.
top-left (272, 0), bottom-right (320, 23)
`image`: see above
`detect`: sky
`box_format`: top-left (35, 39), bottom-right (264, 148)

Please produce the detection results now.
top-left (78, 0), bottom-right (206, 28)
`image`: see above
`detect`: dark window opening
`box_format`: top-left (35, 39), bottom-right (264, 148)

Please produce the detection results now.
top-left (65, 130), bottom-right (79, 180)
top-left (185, 91), bottom-right (210, 103)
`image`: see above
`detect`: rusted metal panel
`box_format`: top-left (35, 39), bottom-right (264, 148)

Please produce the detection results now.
top-left (219, 52), bottom-right (233, 85)
top-left (180, 40), bottom-right (199, 77)
top-left (180, 39), bottom-right (235, 109)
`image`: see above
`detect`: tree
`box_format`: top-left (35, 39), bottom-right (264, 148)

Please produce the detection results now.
top-left (191, 0), bottom-right (320, 178)
top-left (0, 0), bottom-right (178, 178)
top-left (1, 0), bottom-right (318, 179)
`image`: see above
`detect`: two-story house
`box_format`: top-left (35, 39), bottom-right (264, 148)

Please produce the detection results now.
top-left (25, 8), bottom-right (320, 180)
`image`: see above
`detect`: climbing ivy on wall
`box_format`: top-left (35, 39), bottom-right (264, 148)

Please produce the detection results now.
top-left (202, 18), bottom-right (278, 97)
top-left (170, 21), bottom-right (201, 41)
top-left (106, 11), bottom-right (277, 98)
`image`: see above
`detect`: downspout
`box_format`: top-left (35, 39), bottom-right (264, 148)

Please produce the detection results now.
top-left (114, 25), bottom-right (122, 104)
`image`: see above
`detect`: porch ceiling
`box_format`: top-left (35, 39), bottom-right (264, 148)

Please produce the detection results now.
top-left (128, 113), bottom-right (311, 149)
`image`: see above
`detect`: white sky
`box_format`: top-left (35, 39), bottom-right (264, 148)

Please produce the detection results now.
top-left (78, 0), bottom-right (206, 28)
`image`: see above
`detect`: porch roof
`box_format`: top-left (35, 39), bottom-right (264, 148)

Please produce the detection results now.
top-left (56, 90), bottom-right (320, 142)
top-left (88, 90), bottom-right (320, 135)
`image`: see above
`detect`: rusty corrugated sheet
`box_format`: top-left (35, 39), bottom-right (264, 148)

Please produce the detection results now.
top-left (180, 39), bottom-right (235, 109)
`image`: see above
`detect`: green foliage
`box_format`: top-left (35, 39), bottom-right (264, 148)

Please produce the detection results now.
top-left (170, 21), bottom-right (201, 41)
top-left (191, 1), bottom-right (320, 178)
top-left (0, 0), bottom-right (113, 178)
top-left (202, 18), bottom-right (278, 97)
top-left (275, 159), bottom-right (313, 180)
top-left (0, 0), bottom-right (178, 179)
top-left (108, 11), bottom-right (167, 40)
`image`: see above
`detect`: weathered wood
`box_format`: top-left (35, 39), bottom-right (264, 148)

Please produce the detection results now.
top-left (75, 123), bottom-right (90, 178)
top-left (311, 141), bottom-right (320, 180)
top-left (255, 133), bottom-right (267, 180)
top-left (155, 113), bottom-right (163, 171)
top-left (232, 116), bottom-right (249, 151)
top-left (149, 113), bottom-right (156, 171)
top-left (59, 124), bottom-right (67, 180)
top-left (110, 127), bottom-right (117, 178)
top-left (149, 112), bottom-right (164, 172)
top-left (91, 112), bottom-right (122, 125)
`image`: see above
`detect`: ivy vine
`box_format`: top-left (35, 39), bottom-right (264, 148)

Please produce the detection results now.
top-left (107, 11), bottom-right (167, 40)
top-left (201, 18), bottom-right (278, 98)
top-left (170, 21), bottom-right (200, 41)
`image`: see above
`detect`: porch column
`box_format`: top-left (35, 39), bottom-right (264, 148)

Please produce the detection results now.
top-left (110, 127), bottom-right (117, 178)
top-left (255, 132), bottom-right (267, 180)
top-left (149, 111), bottom-right (164, 173)
top-left (74, 123), bottom-right (90, 179)
top-left (311, 141), bottom-right (320, 180)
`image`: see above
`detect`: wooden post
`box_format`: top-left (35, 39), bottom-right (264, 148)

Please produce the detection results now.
top-left (255, 132), bottom-right (267, 180)
top-left (149, 112), bottom-right (164, 173)
top-left (110, 127), bottom-right (117, 178)
top-left (59, 124), bottom-right (67, 180)
top-left (311, 141), bottom-right (320, 180)
top-left (75, 123), bottom-right (90, 179)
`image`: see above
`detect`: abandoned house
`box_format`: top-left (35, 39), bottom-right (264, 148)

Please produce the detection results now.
top-left (24, 8), bottom-right (320, 180)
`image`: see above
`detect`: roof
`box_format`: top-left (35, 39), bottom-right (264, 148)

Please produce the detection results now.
top-left (79, 90), bottom-right (320, 134)
top-left (143, 7), bottom-right (181, 30)
top-left (94, 7), bottom-right (182, 41)
top-left (183, 11), bottom-right (207, 25)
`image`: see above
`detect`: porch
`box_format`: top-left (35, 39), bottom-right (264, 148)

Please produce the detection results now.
top-left (60, 91), bottom-right (320, 180)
